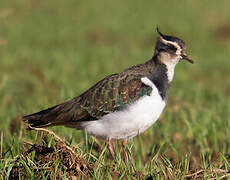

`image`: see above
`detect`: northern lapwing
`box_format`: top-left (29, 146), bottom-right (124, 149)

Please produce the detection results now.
top-left (23, 28), bottom-right (194, 162)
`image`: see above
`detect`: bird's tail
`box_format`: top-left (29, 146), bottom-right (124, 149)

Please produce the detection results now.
top-left (23, 100), bottom-right (77, 129)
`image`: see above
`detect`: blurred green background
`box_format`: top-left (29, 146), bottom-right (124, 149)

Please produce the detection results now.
top-left (0, 0), bottom-right (230, 178)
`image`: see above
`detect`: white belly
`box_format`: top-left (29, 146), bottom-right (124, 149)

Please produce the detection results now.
top-left (79, 77), bottom-right (166, 140)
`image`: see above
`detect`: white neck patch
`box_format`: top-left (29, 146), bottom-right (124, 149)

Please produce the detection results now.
top-left (164, 57), bottom-right (180, 83)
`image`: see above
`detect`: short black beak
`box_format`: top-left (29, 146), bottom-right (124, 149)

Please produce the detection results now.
top-left (182, 52), bottom-right (194, 64)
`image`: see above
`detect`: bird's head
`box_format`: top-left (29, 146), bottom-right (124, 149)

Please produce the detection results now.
top-left (154, 28), bottom-right (194, 65)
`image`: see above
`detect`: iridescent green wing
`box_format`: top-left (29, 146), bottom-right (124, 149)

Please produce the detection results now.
top-left (78, 73), bottom-right (152, 119)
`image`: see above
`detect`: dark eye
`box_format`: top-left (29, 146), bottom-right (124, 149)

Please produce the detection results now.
top-left (167, 44), bottom-right (177, 51)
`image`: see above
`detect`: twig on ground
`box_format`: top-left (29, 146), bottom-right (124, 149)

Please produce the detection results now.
top-left (185, 169), bottom-right (204, 177)
top-left (28, 126), bottom-right (77, 156)
top-left (186, 168), bottom-right (230, 179)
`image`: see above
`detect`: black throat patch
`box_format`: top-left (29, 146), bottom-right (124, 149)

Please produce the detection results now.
top-left (148, 60), bottom-right (169, 100)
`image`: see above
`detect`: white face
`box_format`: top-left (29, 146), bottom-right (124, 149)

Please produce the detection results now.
top-left (158, 37), bottom-right (183, 82)
top-left (161, 37), bottom-right (183, 60)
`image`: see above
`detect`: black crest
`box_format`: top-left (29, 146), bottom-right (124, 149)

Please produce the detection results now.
top-left (156, 27), bottom-right (186, 49)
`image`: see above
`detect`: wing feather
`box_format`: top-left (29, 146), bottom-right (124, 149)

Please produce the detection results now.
top-left (78, 73), bottom-right (152, 119)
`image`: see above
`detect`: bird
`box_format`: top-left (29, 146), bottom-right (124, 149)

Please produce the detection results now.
top-left (23, 28), bottom-right (194, 162)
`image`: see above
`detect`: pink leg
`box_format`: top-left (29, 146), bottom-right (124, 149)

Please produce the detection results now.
top-left (106, 139), bottom-right (114, 159)
top-left (122, 139), bottom-right (128, 164)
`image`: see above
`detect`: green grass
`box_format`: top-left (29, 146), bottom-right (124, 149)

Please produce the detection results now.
top-left (1, 0), bottom-right (230, 179)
